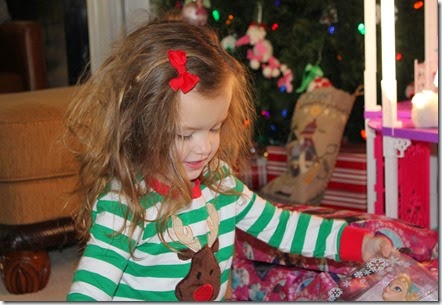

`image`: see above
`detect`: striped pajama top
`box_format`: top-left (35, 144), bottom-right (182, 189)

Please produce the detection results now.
top-left (67, 163), bottom-right (366, 301)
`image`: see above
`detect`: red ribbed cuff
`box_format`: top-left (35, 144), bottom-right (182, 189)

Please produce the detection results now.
top-left (339, 226), bottom-right (369, 262)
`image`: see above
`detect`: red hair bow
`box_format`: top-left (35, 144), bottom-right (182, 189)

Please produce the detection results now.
top-left (167, 50), bottom-right (200, 93)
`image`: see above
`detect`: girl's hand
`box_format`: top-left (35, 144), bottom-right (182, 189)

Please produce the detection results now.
top-left (361, 234), bottom-right (393, 262)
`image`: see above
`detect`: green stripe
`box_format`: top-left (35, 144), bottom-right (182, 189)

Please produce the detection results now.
top-left (90, 224), bottom-right (135, 252)
top-left (210, 193), bottom-right (241, 208)
top-left (67, 292), bottom-right (97, 301)
top-left (290, 213), bottom-right (311, 254)
top-left (220, 268), bottom-right (230, 287)
top-left (268, 209), bottom-right (290, 248)
top-left (246, 202), bottom-right (276, 236)
top-left (140, 192), bottom-right (163, 209)
top-left (96, 199), bottom-right (131, 219)
top-left (83, 244), bottom-right (128, 270)
top-left (235, 193), bottom-right (256, 222)
top-left (114, 283), bottom-right (177, 301)
top-left (219, 217), bottom-right (235, 235)
top-left (215, 244), bottom-right (234, 262)
top-left (73, 269), bottom-right (117, 297)
top-left (313, 218), bottom-right (334, 258)
top-left (125, 261), bottom-right (190, 278)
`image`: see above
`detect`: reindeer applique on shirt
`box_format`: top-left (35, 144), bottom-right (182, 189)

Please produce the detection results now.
top-left (170, 203), bottom-right (221, 301)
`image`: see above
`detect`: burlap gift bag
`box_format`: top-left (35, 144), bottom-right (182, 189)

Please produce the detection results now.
top-left (260, 87), bottom-right (357, 205)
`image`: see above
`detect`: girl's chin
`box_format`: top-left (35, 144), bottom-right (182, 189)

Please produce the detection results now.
top-left (185, 168), bottom-right (203, 181)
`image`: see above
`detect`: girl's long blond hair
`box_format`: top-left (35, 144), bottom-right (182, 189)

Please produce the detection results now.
top-left (64, 18), bottom-right (257, 252)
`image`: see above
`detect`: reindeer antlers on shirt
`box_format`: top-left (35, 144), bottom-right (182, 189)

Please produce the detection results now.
top-left (171, 203), bottom-right (219, 252)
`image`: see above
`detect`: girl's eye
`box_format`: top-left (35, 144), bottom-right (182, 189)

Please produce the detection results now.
top-left (177, 134), bottom-right (192, 141)
top-left (210, 128), bottom-right (221, 134)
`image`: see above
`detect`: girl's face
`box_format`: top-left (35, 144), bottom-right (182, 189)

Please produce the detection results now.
top-left (176, 86), bottom-right (232, 182)
top-left (382, 277), bottom-right (409, 301)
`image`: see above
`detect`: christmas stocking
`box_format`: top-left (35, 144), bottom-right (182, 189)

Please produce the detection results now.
top-left (260, 86), bottom-right (357, 205)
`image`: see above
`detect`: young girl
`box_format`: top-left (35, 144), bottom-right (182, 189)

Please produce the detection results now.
top-left (65, 18), bottom-right (392, 301)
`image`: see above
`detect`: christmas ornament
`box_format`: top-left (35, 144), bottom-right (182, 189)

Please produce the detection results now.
top-left (319, 3), bottom-right (338, 25)
top-left (307, 76), bottom-right (332, 92)
top-left (277, 65), bottom-right (294, 93)
top-left (246, 39), bottom-right (273, 70)
top-left (233, 23), bottom-right (293, 93)
top-left (262, 56), bottom-right (281, 78)
top-left (220, 35), bottom-right (237, 51)
top-left (182, 0), bottom-right (209, 26)
top-left (295, 64), bottom-right (324, 93)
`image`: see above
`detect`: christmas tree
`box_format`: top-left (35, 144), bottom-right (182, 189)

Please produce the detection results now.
top-left (152, 0), bottom-right (424, 146)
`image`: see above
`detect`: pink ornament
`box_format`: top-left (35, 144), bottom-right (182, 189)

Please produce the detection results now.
top-left (236, 24), bottom-right (267, 46)
top-left (262, 56), bottom-right (281, 78)
top-left (277, 66), bottom-right (293, 93)
top-left (182, 1), bottom-right (208, 26)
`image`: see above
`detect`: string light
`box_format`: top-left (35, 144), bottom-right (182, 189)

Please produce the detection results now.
top-left (360, 129), bottom-right (367, 140)
top-left (261, 110), bottom-right (270, 118)
top-left (271, 23), bottom-right (279, 31)
top-left (212, 9), bottom-right (220, 21)
top-left (357, 23), bottom-right (365, 35)
top-left (328, 25), bottom-right (335, 34)
top-left (225, 14), bottom-right (234, 25)
top-left (274, 0), bottom-right (281, 7)
top-left (413, 1), bottom-right (424, 10)
top-left (396, 53), bottom-right (403, 61)
top-left (281, 109), bottom-right (288, 118)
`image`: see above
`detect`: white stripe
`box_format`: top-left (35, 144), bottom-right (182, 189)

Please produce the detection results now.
top-left (97, 191), bottom-right (128, 206)
top-left (329, 177), bottom-right (367, 185)
top-left (77, 256), bottom-right (123, 284)
top-left (257, 206), bottom-right (283, 242)
top-left (87, 235), bottom-right (131, 259)
top-left (113, 295), bottom-right (143, 301)
top-left (236, 193), bottom-right (265, 231)
top-left (323, 220), bottom-right (345, 259)
top-left (215, 281), bottom-right (229, 301)
top-left (94, 210), bottom-right (143, 242)
top-left (278, 210), bottom-right (300, 252)
top-left (120, 273), bottom-right (181, 292)
top-left (333, 168), bottom-right (366, 175)
top-left (218, 202), bottom-right (237, 220)
top-left (301, 216), bottom-right (322, 257)
top-left (332, 172), bottom-right (367, 181)
top-left (324, 190), bottom-right (367, 198)
top-left (218, 229), bottom-right (235, 249)
top-left (131, 250), bottom-right (187, 267)
top-left (69, 281), bottom-right (112, 301)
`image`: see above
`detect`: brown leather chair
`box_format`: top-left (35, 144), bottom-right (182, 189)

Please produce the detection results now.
top-left (0, 20), bottom-right (48, 93)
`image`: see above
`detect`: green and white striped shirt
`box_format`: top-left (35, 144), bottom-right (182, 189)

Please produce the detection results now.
top-left (67, 163), bottom-right (365, 301)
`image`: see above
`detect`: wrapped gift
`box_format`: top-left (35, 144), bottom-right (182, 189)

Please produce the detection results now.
top-left (265, 145), bottom-right (368, 210)
top-left (231, 203), bottom-right (439, 301)
top-left (239, 155), bottom-right (267, 190)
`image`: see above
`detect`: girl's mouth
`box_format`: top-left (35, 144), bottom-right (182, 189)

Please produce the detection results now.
top-left (185, 159), bottom-right (206, 170)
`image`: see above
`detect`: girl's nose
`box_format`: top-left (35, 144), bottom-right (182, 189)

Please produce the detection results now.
top-left (195, 134), bottom-right (211, 155)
